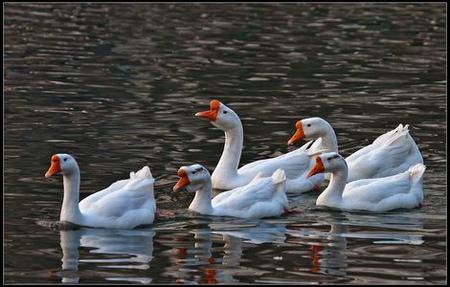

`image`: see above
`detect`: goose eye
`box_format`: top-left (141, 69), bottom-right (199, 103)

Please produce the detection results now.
top-left (64, 158), bottom-right (68, 162)
top-left (307, 124), bottom-right (311, 127)
top-left (327, 157), bottom-right (332, 161)
top-left (192, 171), bottom-right (196, 174)
top-left (223, 110), bottom-right (228, 114)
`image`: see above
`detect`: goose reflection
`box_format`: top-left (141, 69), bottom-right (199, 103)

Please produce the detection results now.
top-left (165, 221), bottom-right (286, 284)
top-left (342, 212), bottom-right (425, 245)
top-left (167, 227), bottom-right (216, 284)
top-left (309, 214), bottom-right (425, 276)
top-left (308, 224), bottom-right (348, 276)
top-left (58, 227), bottom-right (155, 284)
top-left (221, 234), bottom-right (242, 267)
top-left (213, 221), bottom-right (288, 283)
top-left (287, 212), bottom-right (425, 277)
top-left (211, 221), bottom-right (287, 244)
top-left (286, 221), bottom-right (348, 276)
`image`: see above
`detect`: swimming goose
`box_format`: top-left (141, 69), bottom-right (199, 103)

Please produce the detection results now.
top-left (307, 152), bottom-right (425, 212)
top-left (288, 117), bottom-right (423, 182)
top-left (195, 100), bottom-right (323, 192)
top-left (172, 164), bottom-right (289, 219)
top-left (45, 153), bottom-right (156, 229)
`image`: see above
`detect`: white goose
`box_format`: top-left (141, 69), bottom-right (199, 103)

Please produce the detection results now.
top-left (195, 100), bottom-right (324, 193)
top-left (45, 153), bottom-right (156, 229)
top-left (172, 164), bottom-right (289, 219)
top-left (288, 117), bottom-right (424, 182)
top-left (307, 152), bottom-right (425, 212)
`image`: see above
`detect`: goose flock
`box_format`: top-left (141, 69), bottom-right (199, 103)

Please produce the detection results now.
top-left (45, 99), bottom-right (425, 229)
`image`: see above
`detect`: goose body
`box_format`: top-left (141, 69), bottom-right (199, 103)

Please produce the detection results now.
top-left (45, 154), bottom-right (156, 229)
top-left (173, 164), bottom-right (289, 219)
top-left (308, 152), bottom-right (425, 212)
top-left (195, 100), bottom-right (323, 193)
top-left (288, 118), bottom-right (423, 182)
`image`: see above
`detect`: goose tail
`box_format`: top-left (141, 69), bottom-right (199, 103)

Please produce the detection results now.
top-left (271, 168), bottom-right (287, 185)
top-left (409, 163), bottom-right (426, 185)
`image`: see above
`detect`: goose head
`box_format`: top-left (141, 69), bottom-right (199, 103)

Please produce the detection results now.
top-left (195, 99), bottom-right (241, 130)
top-left (307, 152), bottom-right (346, 177)
top-left (45, 153), bottom-right (79, 178)
top-left (288, 117), bottom-right (330, 145)
top-left (173, 164), bottom-right (211, 192)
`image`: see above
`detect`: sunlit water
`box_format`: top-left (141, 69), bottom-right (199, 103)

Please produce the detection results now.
top-left (4, 3), bottom-right (446, 284)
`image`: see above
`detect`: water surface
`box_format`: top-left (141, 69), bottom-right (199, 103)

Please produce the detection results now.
top-left (4, 3), bottom-right (446, 284)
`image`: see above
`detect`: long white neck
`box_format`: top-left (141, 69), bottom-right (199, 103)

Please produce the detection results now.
top-left (319, 125), bottom-right (338, 152)
top-left (189, 180), bottom-right (214, 215)
top-left (213, 123), bottom-right (243, 178)
top-left (60, 172), bottom-right (83, 224)
top-left (316, 166), bottom-right (347, 206)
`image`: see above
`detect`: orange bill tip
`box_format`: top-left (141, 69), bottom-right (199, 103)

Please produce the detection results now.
top-left (173, 168), bottom-right (190, 192)
top-left (307, 157), bottom-right (325, 177)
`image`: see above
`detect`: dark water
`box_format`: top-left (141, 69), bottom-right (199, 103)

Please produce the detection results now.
top-left (4, 3), bottom-right (446, 284)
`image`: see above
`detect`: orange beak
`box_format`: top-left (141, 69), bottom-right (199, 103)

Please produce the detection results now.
top-left (45, 155), bottom-right (62, 178)
top-left (288, 120), bottom-right (305, 145)
top-left (173, 168), bottom-right (191, 192)
top-left (307, 156), bottom-right (325, 177)
top-left (195, 99), bottom-right (221, 122)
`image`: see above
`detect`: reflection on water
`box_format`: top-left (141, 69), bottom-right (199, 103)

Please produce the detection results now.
top-left (158, 220), bottom-right (288, 284)
top-left (57, 227), bottom-right (155, 284)
top-left (308, 224), bottom-right (348, 276)
top-left (211, 221), bottom-right (287, 244)
top-left (4, 2), bottom-right (446, 284)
